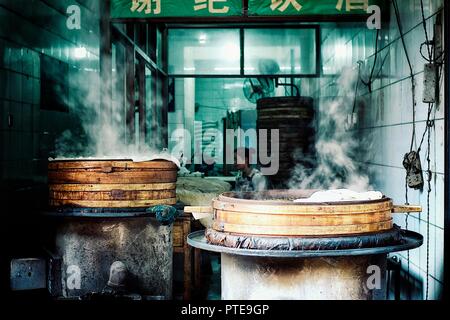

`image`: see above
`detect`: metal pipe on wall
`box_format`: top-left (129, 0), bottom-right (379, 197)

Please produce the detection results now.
top-left (444, 0), bottom-right (449, 301)
top-left (100, 0), bottom-right (113, 118)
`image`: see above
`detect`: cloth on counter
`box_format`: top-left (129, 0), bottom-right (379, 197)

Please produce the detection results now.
top-left (176, 177), bottom-right (231, 206)
top-left (294, 189), bottom-right (383, 203)
top-left (177, 177), bottom-right (231, 228)
top-left (49, 150), bottom-right (181, 168)
top-left (177, 166), bottom-right (203, 177)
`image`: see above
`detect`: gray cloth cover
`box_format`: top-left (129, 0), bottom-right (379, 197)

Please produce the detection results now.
top-left (205, 225), bottom-right (404, 251)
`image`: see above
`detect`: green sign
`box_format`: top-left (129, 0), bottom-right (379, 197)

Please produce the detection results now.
top-left (111, 0), bottom-right (385, 19)
top-left (248, 0), bottom-right (383, 16)
top-left (111, 0), bottom-right (243, 18)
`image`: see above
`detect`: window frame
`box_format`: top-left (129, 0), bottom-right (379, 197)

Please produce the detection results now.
top-left (111, 24), bottom-right (169, 148)
top-left (167, 24), bottom-right (321, 78)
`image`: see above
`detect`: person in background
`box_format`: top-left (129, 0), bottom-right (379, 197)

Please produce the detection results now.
top-left (234, 147), bottom-right (268, 192)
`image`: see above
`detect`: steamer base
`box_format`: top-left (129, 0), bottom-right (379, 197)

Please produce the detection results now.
top-left (188, 229), bottom-right (423, 300)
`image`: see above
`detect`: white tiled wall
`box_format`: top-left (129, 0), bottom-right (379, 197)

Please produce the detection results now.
top-left (317, 0), bottom-right (445, 300)
top-left (358, 0), bottom-right (444, 300)
top-left (0, 0), bottom-right (100, 184)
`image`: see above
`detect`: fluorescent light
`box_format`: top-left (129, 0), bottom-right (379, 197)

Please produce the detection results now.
top-left (280, 66), bottom-right (302, 71)
top-left (213, 67), bottom-right (240, 71)
top-left (223, 42), bottom-right (240, 60)
top-left (73, 46), bottom-right (87, 59)
top-left (223, 83), bottom-right (244, 90)
top-left (335, 42), bottom-right (348, 57)
top-left (199, 34), bottom-right (207, 44)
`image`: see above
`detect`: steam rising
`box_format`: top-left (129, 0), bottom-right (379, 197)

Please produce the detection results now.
top-left (53, 67), bottom-right (163, 160)
top-left (288, 67), bottom-right (373, 192)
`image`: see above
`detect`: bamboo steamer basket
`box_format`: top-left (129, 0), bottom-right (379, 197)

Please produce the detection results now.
top-left (188, 190), bottom-right (421, 237)
top-left (257, 97), bottom-right (316, 188)
top-left (48, 159), bottom-right (178, 208)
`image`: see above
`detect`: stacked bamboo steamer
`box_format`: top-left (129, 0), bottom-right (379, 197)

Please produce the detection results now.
top-left (48, 159), bottom-right (178, 208)
top-left (257, 97), bottom-right (316, 188)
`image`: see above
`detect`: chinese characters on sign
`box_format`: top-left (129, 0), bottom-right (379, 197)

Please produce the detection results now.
top-left (336, 0), bottom-right (369, 11)
top-left (248, 0), bottom-right (382, 16)
top-left (268, 0), bottom-right (370, 13)
top-left (111, 0), bottom-right (383, 18)
top-left (130, 0), bottom-right (161, 14)
top-left (194, 0), bottom-right (230, 14)
top-left (270, 0), bottom-right (302, 12)
top-left (130, 0), bottom-right (232, 15)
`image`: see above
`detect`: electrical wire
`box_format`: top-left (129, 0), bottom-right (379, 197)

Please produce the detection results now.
top-left (360, 29), bottom-right (380, 93)
top-left (353, 29), bottom-right (384, 117)
top-left (418, 0), bottom-right (439, 300)
top-left (392, 0), bottom-right (417, 300)
top-left (425, 121), bottom-right (432, 300)
top-left (392, 0), bottom-right (418, 153)
top-left (404, 176), bottom-right (411, 299)
top-left (417, 100), bottom-right (436, 299)
top-left (352, 62), bottom-right (362, 115)
top-left (420, 0), bottom-right (433, 61)
top-left (419, 101), bottom-right (435, 300)
top-left (374, 47), bottom-right (391, 80)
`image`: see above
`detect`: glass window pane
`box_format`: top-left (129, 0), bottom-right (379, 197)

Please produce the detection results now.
top-left (244, 28), bottom-right (317, 75)
top-left (111, 42), bottom-right (127, 139)
top-left (168, 29), bottom-right (240, 75)
top-left (145, 66), bottom-right (153, 146)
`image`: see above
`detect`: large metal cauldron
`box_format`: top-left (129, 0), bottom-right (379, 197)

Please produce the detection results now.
top-left (47, 159), bottom-right (178, 299)
top-left (188, 190), bottom-right (423, 300)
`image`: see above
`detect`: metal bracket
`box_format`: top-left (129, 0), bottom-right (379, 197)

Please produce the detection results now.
top-left (10, 249), bottom-right (62, 296)
top-left (44, 248), bottom-right (63, 297)
top-left (387, 256), bottom-right (402, 300)
top-left (423, 63), bottom-right (437, 103)
top-left (10, 258), bottom-right (47, 291)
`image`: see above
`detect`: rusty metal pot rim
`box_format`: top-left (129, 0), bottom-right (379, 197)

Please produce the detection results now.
top-left (41, 207), bottom-right (153, 218)
top-left (218, 190), bottom-right (392, 206)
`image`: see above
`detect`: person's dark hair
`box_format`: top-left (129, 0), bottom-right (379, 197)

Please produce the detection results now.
top-left (235, 147), bottom-right (255, 165)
